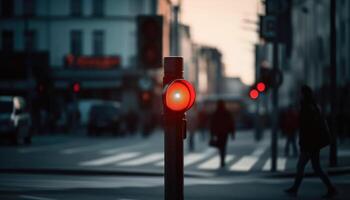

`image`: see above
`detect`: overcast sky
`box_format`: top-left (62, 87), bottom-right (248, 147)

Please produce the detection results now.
top-left (181, 0), bottom-right (259, 85)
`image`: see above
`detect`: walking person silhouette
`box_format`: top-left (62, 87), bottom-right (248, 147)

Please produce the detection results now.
top-left (209, 100), bottom-right (235, 168)
top-left (285, 85), bottom-right (337, 198)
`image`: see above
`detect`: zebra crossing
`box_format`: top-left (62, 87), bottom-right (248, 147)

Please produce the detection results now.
top-left (77, 144), bottom-right (291, 172)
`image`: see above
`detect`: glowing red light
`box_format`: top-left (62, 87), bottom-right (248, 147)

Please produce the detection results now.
top-left (164, 79), bottom-right (196, 112)
top-left (142, 92), bottom-right (150, 101)
top-left (73, 83), bottom-right (80, 93)
top-left (257, 82), bottom-right (266, 92)
top-left (249, 89), bottom-right (259, 100)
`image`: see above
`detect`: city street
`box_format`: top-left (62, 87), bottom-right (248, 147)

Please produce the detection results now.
top-left (1, 130), bottom-right (350, 199)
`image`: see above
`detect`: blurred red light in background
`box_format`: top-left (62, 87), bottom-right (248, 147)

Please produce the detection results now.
top-left (249, 89), bottom-right (259, 100)
top-left (73, 83), bottom-right (80, 93)
top-left (257, 82), bottom-right (266, 92)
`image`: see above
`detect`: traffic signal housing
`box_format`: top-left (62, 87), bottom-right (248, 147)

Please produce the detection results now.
top-left (137, 15), bottom-right (163, 69)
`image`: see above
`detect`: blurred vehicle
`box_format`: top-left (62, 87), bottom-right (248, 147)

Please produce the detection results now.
top-left (87, 101), bottom-right (121, 136)
top-left (0, 96), bottom-right (31, 145)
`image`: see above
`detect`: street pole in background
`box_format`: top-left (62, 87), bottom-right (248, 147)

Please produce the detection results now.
top-left (172, 5), bottom-right (180, 56)
top-left (271, 41), bottom-right (279, 172)
top-left (329, 0), bottom-right (337, 167)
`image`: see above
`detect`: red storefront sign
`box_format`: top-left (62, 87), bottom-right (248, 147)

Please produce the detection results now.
top-left (65, 55), bottom-right (121, 69)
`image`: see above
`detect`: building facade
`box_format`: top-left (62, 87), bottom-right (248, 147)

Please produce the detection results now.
top-left (0, 0), bottom-right (172, 109)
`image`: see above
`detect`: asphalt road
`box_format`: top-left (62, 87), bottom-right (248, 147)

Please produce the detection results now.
top-left (1, 173), bottom-right (350, 199)
top-left (1, 129), bottom-right (350, 199)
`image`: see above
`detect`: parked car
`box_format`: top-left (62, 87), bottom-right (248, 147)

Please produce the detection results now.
top-left (0, 96), bottom-right (31, 145)
top-left (87, 101), bottom-right (121, 136)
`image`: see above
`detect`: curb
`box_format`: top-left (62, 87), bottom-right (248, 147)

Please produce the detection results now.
top-left (265, 166), bottom-right (350, 178)
top-left (0, 168), bottom-right (213, 178)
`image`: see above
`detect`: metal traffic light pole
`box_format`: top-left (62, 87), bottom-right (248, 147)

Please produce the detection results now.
top-left (163, 57), bottom-right (185, 200)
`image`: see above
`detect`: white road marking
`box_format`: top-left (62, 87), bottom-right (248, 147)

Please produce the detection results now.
top-left (251, 145), bottom-right (268, 157)
top-left (262, 158), bottom-right (271, 171)
top-left (229, 156), bottom-right (259, 171)
top-left (155, 148), bottom-right (216, 167)
top-left (262, 157), bottom-right (287, 171)
top-left (79, 152), bottom-right (140, 166)
top-left (277, 157), bottom-right (287, 171)
top-left (183, 153), bottom-right (208, 167)
top-left (198, 155), bottom-right (235, 170)
top-left (20, 195), bottom-right (56, 200)
top-left (117, 153), bottom-right (163, 166)
top-left (101, 143), bottom-right (149, 155)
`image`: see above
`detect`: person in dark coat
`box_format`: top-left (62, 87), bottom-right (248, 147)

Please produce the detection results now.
top-left (210, 100), bottom-right (235, 168)
top-left (285, 85), bottom-right (336, 198)
top-left (280, 105), bottom-right (299, 157)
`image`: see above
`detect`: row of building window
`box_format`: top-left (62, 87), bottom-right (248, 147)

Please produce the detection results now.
top-left (1, 30), bottom-right (105, 56)
top-left (70, 30), bottom-right (105, 56)
top-left (0, 0), bottom-right (104, 17)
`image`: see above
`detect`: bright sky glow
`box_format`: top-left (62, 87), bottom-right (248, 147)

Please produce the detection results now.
top-left (182, 0), bottom-right (259, 84)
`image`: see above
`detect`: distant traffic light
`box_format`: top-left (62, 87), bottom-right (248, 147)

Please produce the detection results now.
top-left (249, 89), bottom-right (259, 100)
top-left (137, 15), bottom-right (163, 69)
top-left (257, 82), bottom-right (266, 92)
top-left (164, 79), bottom-right (196, 112)
top-left (259, 67), bottom-right (273, 88)
top-left (72, 82), bottom-right (80, 93)
top-left (139, 91), bottom-right (153, 109)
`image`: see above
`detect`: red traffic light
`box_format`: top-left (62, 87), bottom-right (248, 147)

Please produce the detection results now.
top-left (73, 83), bottom-right (80, 93)
top-left (249, 89), bottom-right (259, 100)
top-left (164, 79), bottom-right (196, 112)
top-left (257, 82), bottom-right (266, 92)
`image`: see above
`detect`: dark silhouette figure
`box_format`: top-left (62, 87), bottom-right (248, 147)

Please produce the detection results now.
top-left (187, 107), bottom-right (197, 152)
top-left (125, 109), bottom-right (138, 135)
top-left (197, 106), bottom-right (209, 140)
top-left (280, 106), bottom-right (299, 157)
top-left (210, 100), bottom-right (235, 168)
top-left (285, 85), bottom-right (337, 198)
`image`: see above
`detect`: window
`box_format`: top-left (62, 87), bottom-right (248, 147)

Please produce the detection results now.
top-left (1, 0), bottom-right (14, 17)
top-left (70, 30), bottom-right (82, 55)
top-left (70, 0), bottom-right (82, 16)
top-left (93, 30), bottom-right (104, 56)
top-left (23, 0), bottom-right (36, 17)
top-left (92, 0), bottom-right (104, 17)
top-left (2, 30), bottom-right (14, 51)
top-left (24, 30), bottom-right (37, 51)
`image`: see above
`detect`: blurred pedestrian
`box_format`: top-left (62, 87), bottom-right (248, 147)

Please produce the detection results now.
top-left (285, 85), bottom-right (337, 198)
top-left (280, 105), bottom-right (299, 157)
top-left (209, 100), bottom-right (235, 168)
top-left (197, 105), bottom-right (208, 140)
top-left (187, 106), bottom-right (197, 152)
top-left (125, 109), bottom-right (138, 135)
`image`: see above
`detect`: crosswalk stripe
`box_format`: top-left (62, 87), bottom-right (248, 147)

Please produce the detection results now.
top-left (183, 153), bottom-right (208, 166)
top-left (251, 145), bottom-right (268, 157)
top-left (117, 153), bottom-right (163, 166)
top-left (79, 152), bottom-right (140, 166)
top-left (277, 157), bottom-right (287, 171)
top-left (229, 156), bottom-right (259, 171)
top-left (198, 155), bottom-right (235, 170)
top-left (101, 143), bottom-right (149, 155)
top-left (262, 157), bottom-right (287, 171)
top-left (262, 158), bottom-right (271, 171)
top-left (155, 148), bottom-right (216, 167)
